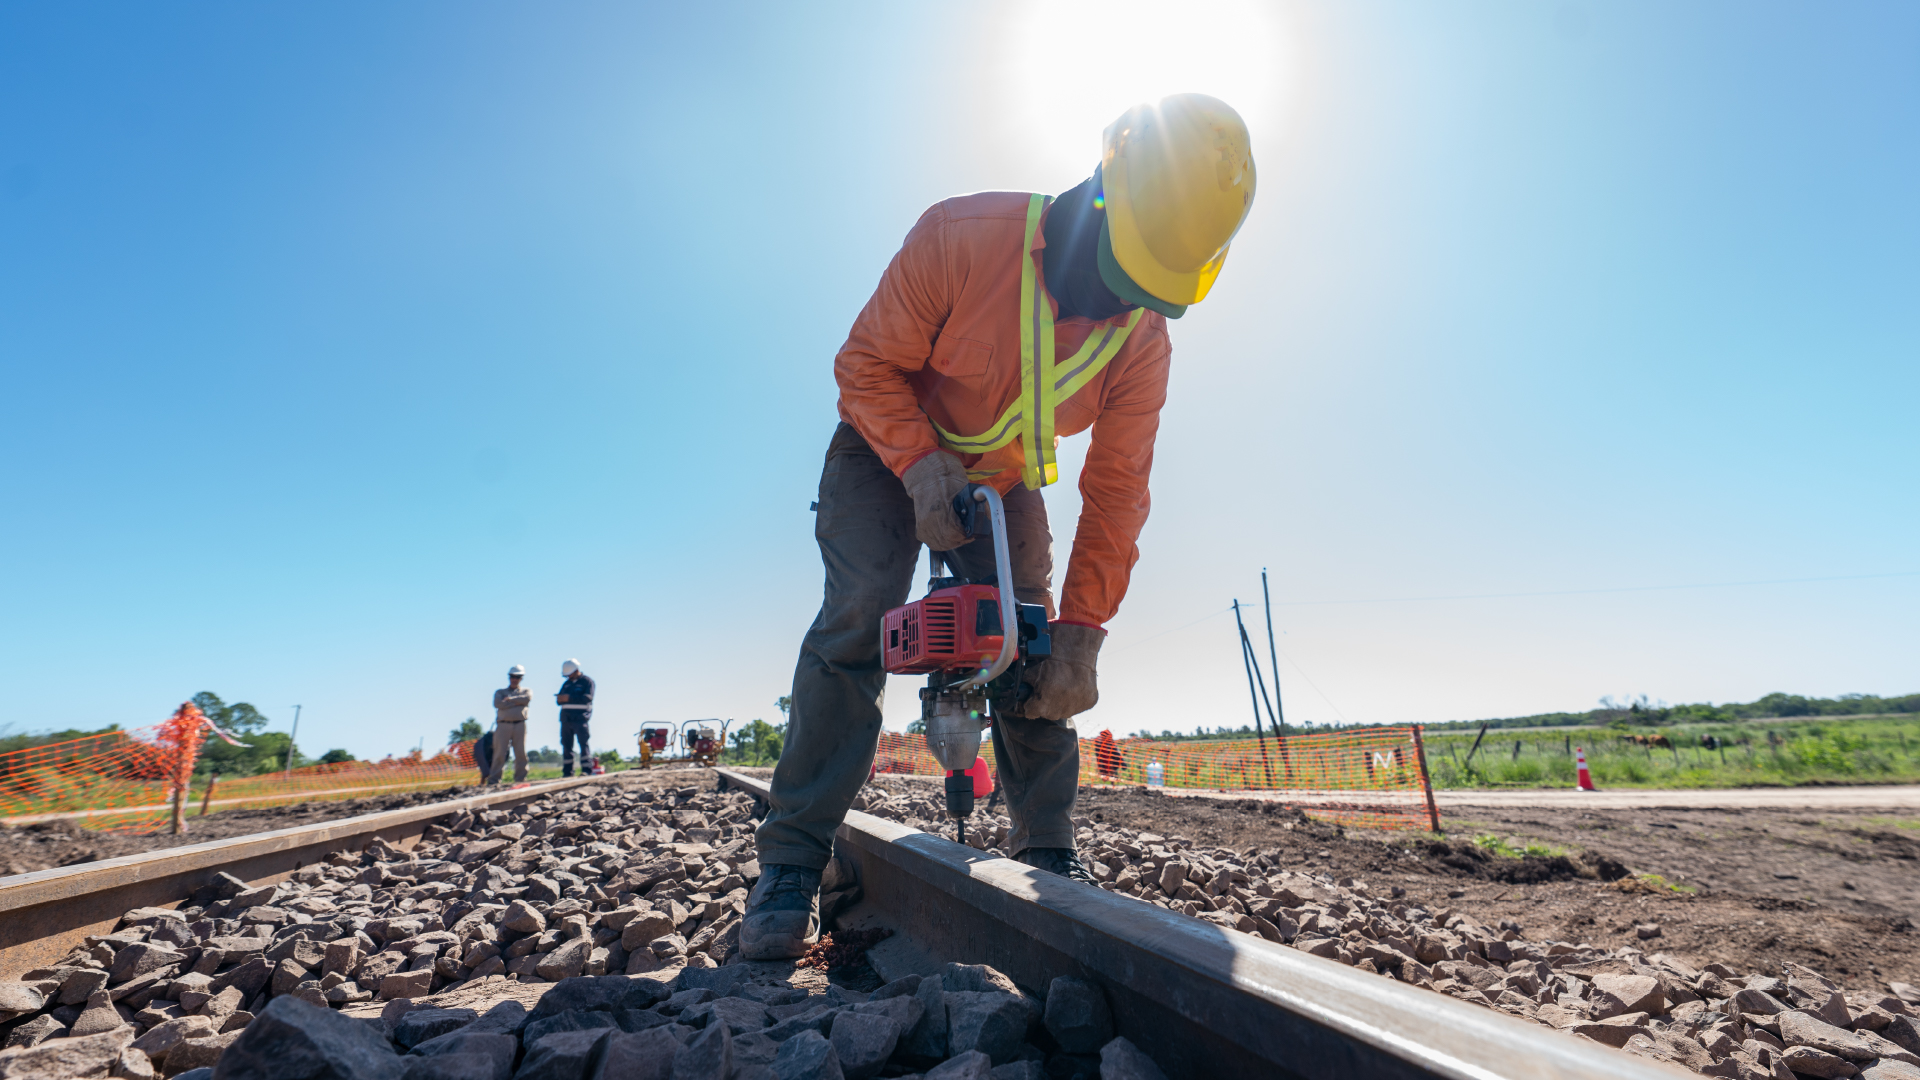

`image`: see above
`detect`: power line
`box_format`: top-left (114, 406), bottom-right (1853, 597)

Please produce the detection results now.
top-left (1107, 606), bottom-right (1234, 653)
top-left (1268, 570), bottom-right (1920, 607)
top-left (1108, 567), bottom-right (1913, 717)
top-left (1268, 641), bottom-right (1352, 726)
top-left (1107, 569), bottom-right (1914, 717)
top-left (1110, 570), bottom-right (1913, 652)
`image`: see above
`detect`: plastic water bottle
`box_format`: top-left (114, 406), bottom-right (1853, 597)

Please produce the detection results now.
top-left (1146, 761), bottom-right (1164, 787)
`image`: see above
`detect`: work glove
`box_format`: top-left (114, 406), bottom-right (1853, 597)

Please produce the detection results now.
top-left (902, 451), bottom-right (972, 552)
top-left (1022, 622), bottom-right (1104, 723)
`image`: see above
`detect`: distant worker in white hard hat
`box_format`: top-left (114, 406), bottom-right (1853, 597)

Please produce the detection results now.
top-left (747, 95), bottom-right (1257, 960)
top-left (556, 659), bottom-right (595, 778)
top-left (487, 665), bottom-right (531, 785)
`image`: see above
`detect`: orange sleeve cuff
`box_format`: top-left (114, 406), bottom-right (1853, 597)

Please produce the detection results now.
top-left (897, 447), bottom-right (943, 477)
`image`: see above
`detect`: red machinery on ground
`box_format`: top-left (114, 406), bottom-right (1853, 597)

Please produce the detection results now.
top-left (881, 485), bottom-right (1047, 843)
top-left (680, 719), bottom-right (731, 768)
top-left (636, 727), bottom-right (671, 768)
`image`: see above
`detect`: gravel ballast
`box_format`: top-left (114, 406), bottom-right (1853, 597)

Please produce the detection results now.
top-left (0, 777), bottom-right (1166, 1078)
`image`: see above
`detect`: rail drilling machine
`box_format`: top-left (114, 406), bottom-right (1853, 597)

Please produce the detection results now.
top-left (881, 484), bottom-right (1050, 845)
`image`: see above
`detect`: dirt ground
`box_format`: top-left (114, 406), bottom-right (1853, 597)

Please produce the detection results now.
top-left (1079, 786), bottom-right (1920, 992)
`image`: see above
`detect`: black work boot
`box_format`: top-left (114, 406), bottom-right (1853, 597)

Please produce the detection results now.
top-left (1015, 847), bottom-right (1095, 883)
top-left (740, 864), bottom-right (823, 960)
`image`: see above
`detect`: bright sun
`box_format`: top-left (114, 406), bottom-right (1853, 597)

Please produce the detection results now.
top-left (996, 0), bottom-right (1288, 185)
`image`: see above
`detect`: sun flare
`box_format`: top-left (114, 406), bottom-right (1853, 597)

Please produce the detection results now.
top-left (997, 0), bottom-right (1288, 185)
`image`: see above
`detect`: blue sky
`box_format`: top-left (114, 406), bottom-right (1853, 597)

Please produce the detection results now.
top-left (2, 2), bottom-right (1914, 760)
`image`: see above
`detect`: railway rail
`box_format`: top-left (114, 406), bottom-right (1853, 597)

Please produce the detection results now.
top-left (711, 770), bottom-right (1679, 1080)
top-left (0, 768), bottom-right (1684, 1079)
top-left (0, 775), bottom-right (606, 980)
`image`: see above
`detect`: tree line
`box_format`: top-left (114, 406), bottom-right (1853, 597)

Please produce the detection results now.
top-left (0, 692), bottom-right (356, 776)
top-left (1418, 690), bottom-right (1920, 733)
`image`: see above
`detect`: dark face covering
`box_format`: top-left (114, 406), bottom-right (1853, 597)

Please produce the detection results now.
top-left (1042, 175), bottom-right (1135, 322)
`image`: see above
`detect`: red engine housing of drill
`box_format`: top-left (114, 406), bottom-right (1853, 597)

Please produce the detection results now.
top-left (881, 584), bottom-right (1006, 675)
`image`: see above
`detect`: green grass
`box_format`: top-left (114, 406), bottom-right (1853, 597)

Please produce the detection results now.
top-left (1424, 715), bottom-right (1920, 790)
top-left (1472, 833), bottom-right (1563, 859)
top-left (1633, 873), bottom-right (1696, 895)
top-left (517, 760), bottom-right (647, 781)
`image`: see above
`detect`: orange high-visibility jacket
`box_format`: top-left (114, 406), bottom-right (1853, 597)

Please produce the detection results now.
top-left (835, 192), bottom-right (1172, 629)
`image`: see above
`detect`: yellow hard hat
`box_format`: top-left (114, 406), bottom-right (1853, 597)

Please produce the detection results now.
top-left (1100, 94), bottom-right (1256, 307)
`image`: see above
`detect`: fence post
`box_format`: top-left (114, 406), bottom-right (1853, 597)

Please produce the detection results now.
top-left (1463, 723), bottom-right (1490, 765)
top-left (201, 773), bottom-right (219, 816)
top-left (1411, 726), bottom-right (1443, 833)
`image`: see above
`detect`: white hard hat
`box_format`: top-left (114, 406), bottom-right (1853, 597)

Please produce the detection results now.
top-left (508, 665), bottom-right (526, 677)
top-left (561, 659), bottom-right (580, 676)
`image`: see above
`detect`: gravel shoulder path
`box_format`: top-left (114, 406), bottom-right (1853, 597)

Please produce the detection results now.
top-left (1441, 786), bottom-right (1920, 810)
top-left (1162, 784), bottom-right (1920, 810)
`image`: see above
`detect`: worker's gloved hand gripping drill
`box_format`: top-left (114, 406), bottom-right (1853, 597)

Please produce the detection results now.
top-left (911, 451), bottom-right (1103, 723)
top-left (1023, 623), bottom-right (1103, 722)
top-left (903, 451), bottom-right (973, 552)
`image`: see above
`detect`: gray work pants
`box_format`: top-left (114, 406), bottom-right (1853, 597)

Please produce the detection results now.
top-left (755, 422), bottom-right (1082, 871)
top-left (486, 721), bottom-right (528, 784)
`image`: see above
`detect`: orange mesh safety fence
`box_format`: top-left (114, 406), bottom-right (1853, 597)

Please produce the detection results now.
top-left (872, 726), bottom-right (1441, 831)
top-left (872, 732), bottom-right (963, 778)
top-left (0, 707), bottom-right (483, 833)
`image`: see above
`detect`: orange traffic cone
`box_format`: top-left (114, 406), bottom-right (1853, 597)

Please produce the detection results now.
top-left (1574, 747), bottom-right (1595, 791)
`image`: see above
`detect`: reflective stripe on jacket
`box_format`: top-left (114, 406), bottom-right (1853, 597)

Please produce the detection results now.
top-left (834, 192), bottom-right (1170, 627)
top-left (557, 673), bottom-right (595, 713)
top-left (931, 194), bottom-right (1147, 492)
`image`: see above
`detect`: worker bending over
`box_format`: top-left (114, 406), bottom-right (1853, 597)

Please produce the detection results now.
top-left (746, 95), bottom-right (1257, 960)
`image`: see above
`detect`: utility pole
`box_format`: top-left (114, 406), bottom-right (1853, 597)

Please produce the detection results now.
top-left (1261, 569), bottom-right (1287, 734)
top-left (1232, 600), bottom-right (1279, 786)
top-left (284, 705), bottom-right (302, 777)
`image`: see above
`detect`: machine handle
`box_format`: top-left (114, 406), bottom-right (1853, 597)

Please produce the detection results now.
top-left (960, 485), bottom-right (1020, 690)
top-left (950, 486), bottom-right (991, 539)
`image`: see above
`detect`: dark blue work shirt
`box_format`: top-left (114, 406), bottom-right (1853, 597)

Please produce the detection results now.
top-left (557, 673), bottom-right (595, 717)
